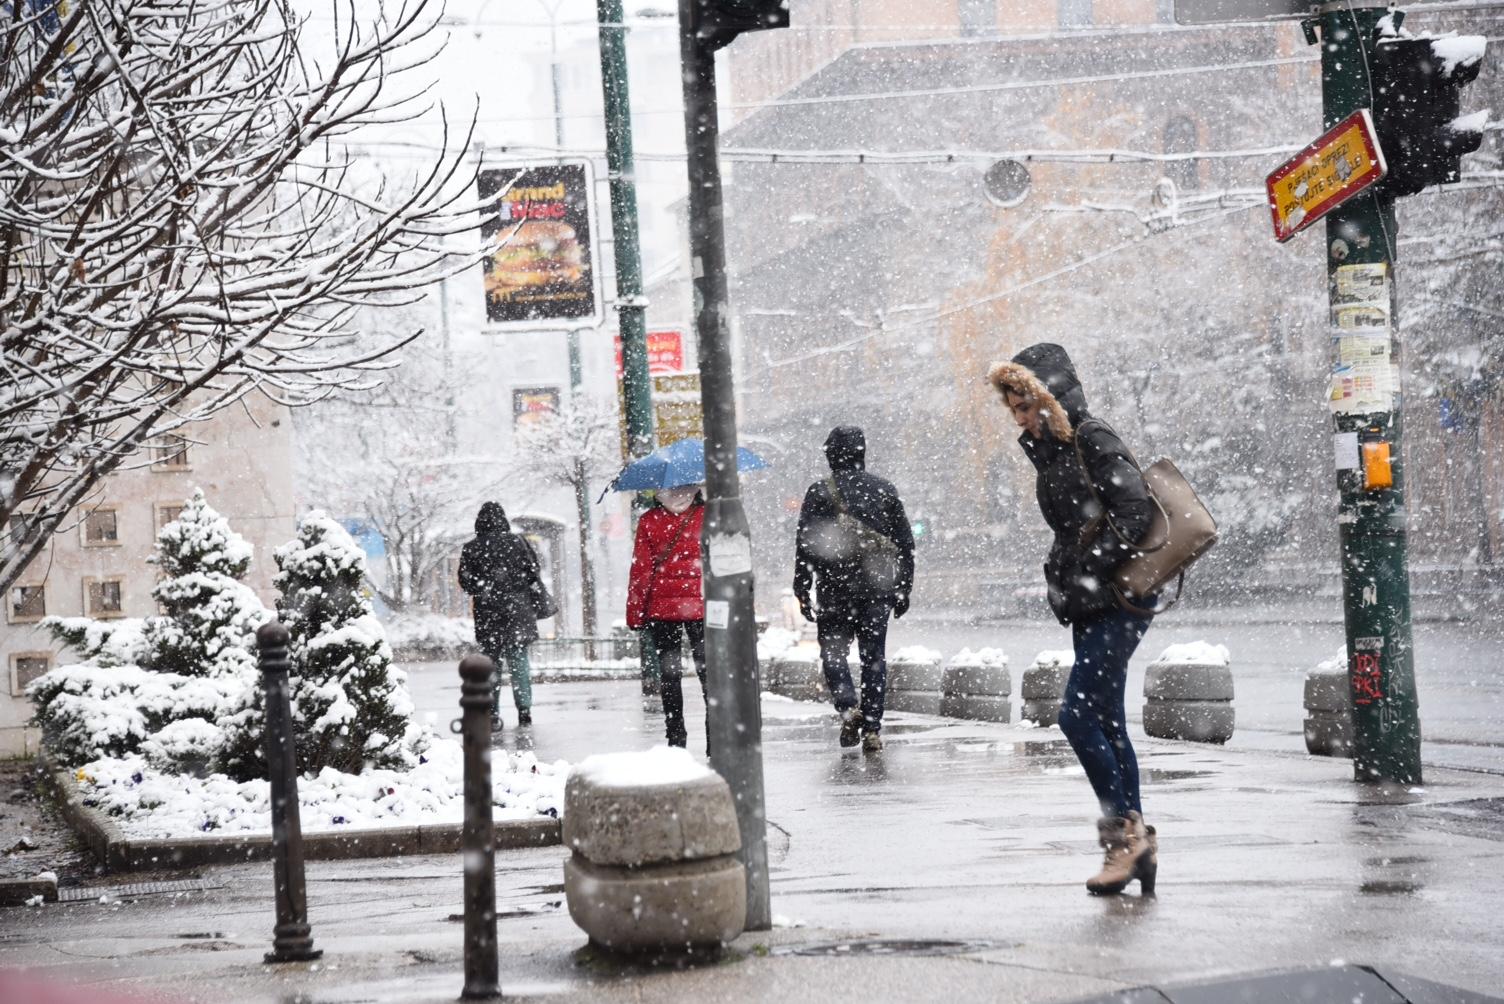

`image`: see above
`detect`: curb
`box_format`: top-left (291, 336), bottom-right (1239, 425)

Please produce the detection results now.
top-left (42, 757), bottom-right (561, 874)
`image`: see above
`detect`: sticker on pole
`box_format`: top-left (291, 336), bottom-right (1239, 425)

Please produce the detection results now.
top-left (1266, 109), bottom-right (1387, 243)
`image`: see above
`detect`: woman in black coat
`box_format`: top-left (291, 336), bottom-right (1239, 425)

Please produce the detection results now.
top-left (989, 343), bottom-right (1159, 897)
top-left (458, 502), bottom-right (541, 727)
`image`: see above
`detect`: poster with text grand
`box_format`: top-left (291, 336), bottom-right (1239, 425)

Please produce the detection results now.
top-left (479, 164), bottom-right (599, 326)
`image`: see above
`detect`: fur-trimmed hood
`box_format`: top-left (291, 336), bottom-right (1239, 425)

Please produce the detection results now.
top-left (987, 342), bottom-right (1087, 443)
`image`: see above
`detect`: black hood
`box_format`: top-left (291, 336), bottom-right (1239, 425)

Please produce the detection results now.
top-left (824, 426), bottom-right (866, 472)
top-left (475, 501), bottom-right (510, 534)
top-left (1011, 342), bottom-right (1089, 425)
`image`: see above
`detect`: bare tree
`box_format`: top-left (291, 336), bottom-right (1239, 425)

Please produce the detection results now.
top-left (0, 0), bottom-right (489, 593)
top-left (514, 394), bottom-right (623, 644)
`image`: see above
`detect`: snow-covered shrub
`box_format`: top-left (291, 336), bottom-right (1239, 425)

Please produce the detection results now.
top-left (26, 664), bottom-right (238, 768)
top-left (31, 489), bottom-right (268, 775)
top-left (274, 511), bottom-right (424, 775)
top-left (383, 611), bottom-right (475, 660)
top-left (141, 489), bottom-right (268, 679)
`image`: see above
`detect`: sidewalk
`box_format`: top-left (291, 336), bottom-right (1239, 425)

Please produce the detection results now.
top-left (2, 678), bottom-right (1501, 1003)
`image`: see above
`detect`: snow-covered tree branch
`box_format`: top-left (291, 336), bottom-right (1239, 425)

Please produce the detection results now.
top-left (0, 0), bottom-right (488, 593)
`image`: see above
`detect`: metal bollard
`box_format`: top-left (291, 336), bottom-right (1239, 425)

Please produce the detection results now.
top-left (257, 621), bottom-right (321, 964)
top-left (458, 655), bottom-right (500, 999)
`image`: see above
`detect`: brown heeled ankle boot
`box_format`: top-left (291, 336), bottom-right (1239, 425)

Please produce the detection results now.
top-left (1128, 810), bottom-right (1158, 896)
top-left (1086, 816), bottom-right (1155, 896)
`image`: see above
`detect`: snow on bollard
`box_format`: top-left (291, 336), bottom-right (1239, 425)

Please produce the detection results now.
top-left (886, 646), bottom-right (944, 715)
top-left (562, 748), bottom-right (745, 954)
top-left (771, 647), bottom-right (827, 703)
top-left (1304, 647), bottom-right (1353, 758)
top-left (1143, 642), bottom-right (1235, 744)
top-left (941, 649), bottom-right (1012, 723)
top-left (1021, 651), bottom-right (1073, 727)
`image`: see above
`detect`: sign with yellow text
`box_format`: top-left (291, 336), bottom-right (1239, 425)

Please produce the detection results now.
top-left (1266, 110), bottom-right (1386, 243)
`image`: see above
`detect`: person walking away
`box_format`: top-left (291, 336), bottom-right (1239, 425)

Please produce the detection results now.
top-left (626, 485), bottom-right (709, 753)
top-left (988, 343), bottom-right (1159, 896)
top-left (459, 502), bottom-right (543, 728)
top-left (794, 426), bottom-right (915, 754)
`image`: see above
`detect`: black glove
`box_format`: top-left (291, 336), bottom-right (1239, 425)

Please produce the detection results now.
top-left (892, 592), bottom-right (910, 619)
top-left (796, 594), bottom-right (817, 622)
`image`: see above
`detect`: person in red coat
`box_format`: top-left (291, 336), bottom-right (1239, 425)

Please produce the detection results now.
top-left (626, 484), bottom-right (706, 750)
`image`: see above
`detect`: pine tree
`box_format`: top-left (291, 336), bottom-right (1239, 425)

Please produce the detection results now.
top-left (142, 489), bottom-right (267, 678)
top-left (274, 511), bottom-right (416, 774)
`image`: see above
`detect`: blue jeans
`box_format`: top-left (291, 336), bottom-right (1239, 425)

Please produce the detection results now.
top-left (1058, 606), bottom-right (1152, 819)
top-left (817, 597), bottom-right (892, 734)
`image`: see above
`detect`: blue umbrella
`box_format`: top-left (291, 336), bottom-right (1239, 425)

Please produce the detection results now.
top-left (609, 437), bottom-right (768, 492)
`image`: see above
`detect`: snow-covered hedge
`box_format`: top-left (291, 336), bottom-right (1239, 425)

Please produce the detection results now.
top-left (70, 738), bottom-right (565, 838)
top-left (384, 611), bottom-right (476, 660)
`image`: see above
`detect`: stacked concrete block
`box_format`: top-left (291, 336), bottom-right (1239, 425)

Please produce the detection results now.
top-left (563, 749), bottom-right (746, 953)
top-left (1020, 650), bottom-right (1074, 727)
top-left (771, 647), bottom-right (828, 703)
top-left (940, 648), bottom-right (1012, 723)
top-left (1143, 642), bottom-right (1235, 744)
top-left (886, 647), bottom-right (944, 715)
top-left (1304, 648), bottom-right (1353, 757)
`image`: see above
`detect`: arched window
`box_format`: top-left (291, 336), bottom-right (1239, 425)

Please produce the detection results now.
top-left (1163, 116), bottom-right (1200, 191)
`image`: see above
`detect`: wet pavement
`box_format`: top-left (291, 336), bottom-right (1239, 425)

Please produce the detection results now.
top-left (2, 673), bottom-right (1502, 1002)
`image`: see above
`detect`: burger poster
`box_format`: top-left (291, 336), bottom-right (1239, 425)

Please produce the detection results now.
top-left (479, 163), bottom-right (600, 326)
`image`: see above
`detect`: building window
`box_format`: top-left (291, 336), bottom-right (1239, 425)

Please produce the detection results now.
top-left (960, 0), bottom-right (996, 36)
top-left (82, 507), bottom-right (120, 546)
top-left (156, 502), bottom-right (183, 531)
top-left (1163, 116), bottom-right (1200, 191)
top-left (10, 653), bottom-right (51, 696)
top-left (1058, 0), bottom-right (1092, 28)
top-left (151, 435), bottom-right (191, 470)
top-left (7, 584), bottom-right (45, 623)
top-left (84, 578), bottom-right (124, 618)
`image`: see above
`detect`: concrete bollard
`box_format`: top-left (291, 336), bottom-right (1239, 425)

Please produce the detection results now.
top-left (1304, 648), bottom-right (1353, 757)
top-left (1142, 642), bottom-right (1235, 744)
top-left (563, 748), bottom-right (746, 953)
top-left (940, 648), bottom-right (1011, 723)
top-left (771, 648), bottom-right (828, 703)
top-left (1020, 650), bottom-right (1073, 727)
top-left (886, 647), bottom-right (944, 715)
top-left (256, 622), bottom-right (321, 965)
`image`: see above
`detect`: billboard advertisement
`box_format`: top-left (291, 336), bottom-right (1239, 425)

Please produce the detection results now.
top-left (512, 386), bottom-right (561, 429)
top-left (478, 163), bottom-right (600, 327)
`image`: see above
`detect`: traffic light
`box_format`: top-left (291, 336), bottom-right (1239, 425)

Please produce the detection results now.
top-left (692, 0), bottom-right (789, 51)
top-left (1370, 29), bottom-right (1488, 197)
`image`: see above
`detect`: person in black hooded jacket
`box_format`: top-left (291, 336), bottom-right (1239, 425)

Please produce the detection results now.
top-left (988, 343), bottom-right (1159, 898)
top-left (458, 502), bottom-right (541, 728)
top-left (794, 426), bottom-right (915, 753)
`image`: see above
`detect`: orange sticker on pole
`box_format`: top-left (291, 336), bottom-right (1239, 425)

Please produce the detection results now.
top-left (1266, 109), bottom-right (1387, 243)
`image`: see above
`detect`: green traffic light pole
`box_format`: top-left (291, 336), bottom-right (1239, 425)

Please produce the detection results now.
top-left (1312, 0), bottom-right (1422, 785)
top-left (597, 0), bottom-right (661, 692)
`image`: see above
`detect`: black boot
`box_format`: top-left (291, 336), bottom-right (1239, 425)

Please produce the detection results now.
top-left (662, 675), bottom-right (687, 747)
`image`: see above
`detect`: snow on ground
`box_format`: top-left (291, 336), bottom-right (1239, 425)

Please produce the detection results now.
top-left (950, 647), bottom-right (1009, 667)
top-left (572, 747), bottom-right (713, 788)
top-left (1153, 641), bottom-right (1231, 666)
top-left (891, 645), bottom-right (942, 664)
top-left (70, 737), bottom-right (567, 839)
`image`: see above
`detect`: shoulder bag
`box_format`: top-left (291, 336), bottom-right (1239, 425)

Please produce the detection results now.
top-left (1073, 419), bottom-right (1218, 615)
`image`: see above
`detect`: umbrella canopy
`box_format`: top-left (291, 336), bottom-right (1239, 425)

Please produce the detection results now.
top-left (610, 437), bottom-right (768, 492)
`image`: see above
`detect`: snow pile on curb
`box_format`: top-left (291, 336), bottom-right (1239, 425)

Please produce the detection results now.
top-left (1153, 641), bottom-right (1231, 666)
top-left (756, 627), bottom-right (799, 661)
top-left (384, 612), bottom-right (475, 658)
top-left (71, 737), bottom-right (567, 839)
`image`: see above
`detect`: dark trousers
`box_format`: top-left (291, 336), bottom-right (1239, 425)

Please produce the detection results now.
top-left (816, 597), bottom-right (892, 734)
top-left (649, 619), bottom-right (706, 748)
top-left (1058, 606), bottom-right (1153, 820)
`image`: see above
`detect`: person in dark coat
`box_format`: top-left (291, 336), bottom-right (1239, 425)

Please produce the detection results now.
top-left (626, 485), bottom-right (708, 752)
top-left (793, 426), bottom-right (915, 753)
top-left (989, 343), bottom-right (1158, 897)
top-left (458, 502), bottom-right (541, 727)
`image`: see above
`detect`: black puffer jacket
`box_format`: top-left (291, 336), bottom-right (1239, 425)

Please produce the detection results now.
top-left (793, 426), bottom-right (915, 607)
top-left (458, 502), bottom-right (541, 649)
top-left (989, 344), bottom-right (1155, 626)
